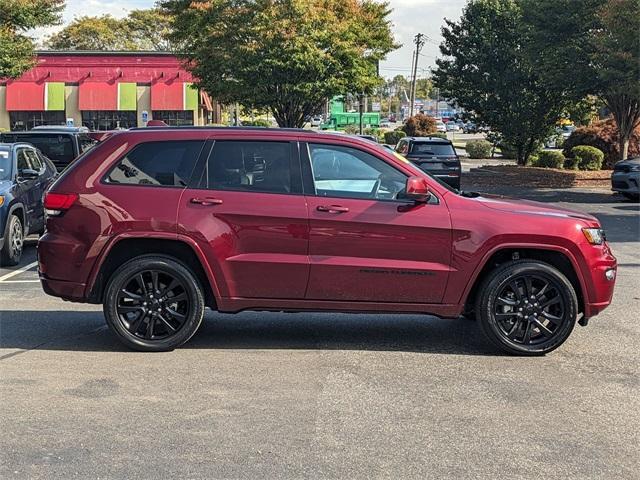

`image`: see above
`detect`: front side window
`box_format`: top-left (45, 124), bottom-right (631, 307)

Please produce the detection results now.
top-left (308, 144), bottom-right (406, 201)
top-left (106, 140), bottom-right (204, 187)
top-left (24, 149), bottom-right (43, 172)
top-left (200, 141), bottom-right (292, 194)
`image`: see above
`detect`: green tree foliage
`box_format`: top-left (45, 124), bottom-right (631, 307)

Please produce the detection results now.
top-left (432, 0), bottom-right (561, 165)
top-left (1, 0), bottom-right (64, 78)
top-left (46, 9), bottom-right (173, 51)
top-left (521, 0), bottom-right (640, 160)
top-left (160, 0), bottom-right (398, 127)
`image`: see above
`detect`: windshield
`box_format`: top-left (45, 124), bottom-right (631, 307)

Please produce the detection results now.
top-left (0, 134), bottom-right (74, 163)
top-left (0, 148), bottom-right (11, 181)
top-left (410, 143), bottom-right (455, 156)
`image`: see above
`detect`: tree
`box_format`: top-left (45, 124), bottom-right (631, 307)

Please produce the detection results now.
top-left (432, 0), bottom-right (562, 165)
top-left (1, 0), bottom-right (64, 78)
top-left (414, 78), bottom-right (433, 100)
top-left (46, 9), bottom-right (173, 51)
top-left (160, 0), bottom-right (398, 128)
top-left (521, 0), bottom-right (640, 160)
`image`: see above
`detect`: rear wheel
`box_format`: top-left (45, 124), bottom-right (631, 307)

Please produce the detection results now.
top-left (1, 215), bottom-right (24, 266)
top-left (475, 260), bottom-right (578, 355)
top-left (103, 255), bottom-right (205, 351)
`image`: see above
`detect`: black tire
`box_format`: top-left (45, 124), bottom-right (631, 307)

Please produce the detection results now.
top-left (0, 215), bottom-right (24, 266)
top-left (103, 255), bottom-right (205, 351)
top-left (475, 260), bottom-right (578, 356)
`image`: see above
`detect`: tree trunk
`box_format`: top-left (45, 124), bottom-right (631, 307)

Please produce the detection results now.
top-left (605, 93), bottom-right (640, 161)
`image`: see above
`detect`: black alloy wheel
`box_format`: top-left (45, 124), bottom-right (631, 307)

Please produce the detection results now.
top-left (476, 260), bottom-right (578, 355)
top-left (104, 255), bottom-right (205, 351)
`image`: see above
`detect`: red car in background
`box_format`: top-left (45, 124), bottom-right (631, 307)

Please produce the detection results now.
top-left (38, 127), bottom-right (616, 355)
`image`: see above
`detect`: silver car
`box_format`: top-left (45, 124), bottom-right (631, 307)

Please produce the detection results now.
top-left (612, 157), bottom-right (640, 200)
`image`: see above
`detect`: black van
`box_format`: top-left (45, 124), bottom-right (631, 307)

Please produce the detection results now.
top-left (395, 136), bottom-right (462, 189)
top-left (0, 126), bottom-right (96, 172)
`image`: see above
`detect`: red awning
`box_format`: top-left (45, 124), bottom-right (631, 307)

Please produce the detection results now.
top-left (151, 81), bottom-right (183, 110)
top-left (5, 82), bottom-right (45, 111)
top-left (79, 82), bottom-right (117, 110)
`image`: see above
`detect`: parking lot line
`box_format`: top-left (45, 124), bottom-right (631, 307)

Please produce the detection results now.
top-left (0, 261), bottom-right (38, 282)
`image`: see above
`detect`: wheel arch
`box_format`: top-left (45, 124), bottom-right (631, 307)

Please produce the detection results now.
top-left (87, 236), bottom-right (219, 309)
top-left (462, 246), bottom-right (586, 316)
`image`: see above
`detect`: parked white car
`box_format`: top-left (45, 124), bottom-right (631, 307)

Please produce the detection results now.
top-left (310, 117), bottom-right (322, 127)
top-left (436, 121), bottom-right (447, 133)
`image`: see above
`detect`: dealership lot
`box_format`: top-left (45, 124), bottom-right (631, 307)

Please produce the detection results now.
top-left (1, 188), bottom-right (638, 479)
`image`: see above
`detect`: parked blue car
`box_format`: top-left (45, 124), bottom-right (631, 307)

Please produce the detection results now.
top-left (0, 143), bottom-right (57, 265)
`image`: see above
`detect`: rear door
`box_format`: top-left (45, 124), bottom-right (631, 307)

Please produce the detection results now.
top-left (178, 138), bottom-right (310, 299)
top-left (302, 141), bottom-right (452, 304)
top-left (14, 147), bottom-right (39, 233)
top-left (22, 148), bottom-right (49, 232)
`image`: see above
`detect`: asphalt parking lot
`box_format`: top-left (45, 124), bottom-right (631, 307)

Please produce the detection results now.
top-left (1, 187), bottom-right (638, 479)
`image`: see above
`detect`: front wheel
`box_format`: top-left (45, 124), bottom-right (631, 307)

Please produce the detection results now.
top-left (103, 255), bottom-right (205, 351)
top-left (475, 260), bottom-right (578, 355)
top-left (1, 215), bottom-right (24, 266)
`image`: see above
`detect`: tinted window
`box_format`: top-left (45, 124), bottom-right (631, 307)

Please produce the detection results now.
top-left (24, 149), bottom-right (43, 171)
top-left (0, 133), bottom-right (75, 163)
top-left (308, 144), bottom-right (406, 200)
top-left (106, 140), bottom-right (204, 187)
top-left (16, 149), bottom-right (29, 171)
top-left (410, 142), bottom-right (455, 156)
top-left (200, 141), bottom-right (291, 194)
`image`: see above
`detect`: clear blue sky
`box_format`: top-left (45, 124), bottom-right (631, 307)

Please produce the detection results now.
top-left (35, 0), bottom-right (466, 80)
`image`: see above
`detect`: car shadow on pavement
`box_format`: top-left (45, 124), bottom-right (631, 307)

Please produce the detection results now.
top-left (0, 310), bottom-right (502, 356)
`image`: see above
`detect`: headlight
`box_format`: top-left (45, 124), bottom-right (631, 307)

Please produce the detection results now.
top-left (582, 228), bottom-right (606, 245)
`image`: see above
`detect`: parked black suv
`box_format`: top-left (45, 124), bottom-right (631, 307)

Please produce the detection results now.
top-left (395, 136), bottom-right (461, 189)
top-left (0, 126), bottom-right (96, 172)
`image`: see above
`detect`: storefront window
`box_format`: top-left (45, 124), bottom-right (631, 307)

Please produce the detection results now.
top-left (81, 111), bottom-right (138, 131)
top-left (152, 110), bottom-right (194, 126)
top-left (9, 111), bottom-right (66, 131)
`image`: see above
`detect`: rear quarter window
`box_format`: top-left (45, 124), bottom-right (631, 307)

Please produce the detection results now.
top-left (105, 140), bottom-right (205, 188)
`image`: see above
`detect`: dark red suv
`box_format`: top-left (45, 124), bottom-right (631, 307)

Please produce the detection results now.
top-left (38, 127), bottom-right (617, 355)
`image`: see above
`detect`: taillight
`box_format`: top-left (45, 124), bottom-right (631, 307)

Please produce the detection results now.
top-left (44, 192), bottom-right (78, 216)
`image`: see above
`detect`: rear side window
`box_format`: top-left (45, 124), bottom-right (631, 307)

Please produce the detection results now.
top-left (199, 141), bottom-right (292, 194)
top-left (106, 140), bottom-right (204, 187)
top-left (410, 142), bottom-right (455, 156)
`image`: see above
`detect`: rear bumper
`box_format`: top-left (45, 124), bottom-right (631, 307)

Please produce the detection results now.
top-left (39, 273), bottom-right (87, 302)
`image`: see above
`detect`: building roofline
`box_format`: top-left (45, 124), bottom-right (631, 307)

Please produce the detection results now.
top-left (36, 50), bottom-right (178, 57)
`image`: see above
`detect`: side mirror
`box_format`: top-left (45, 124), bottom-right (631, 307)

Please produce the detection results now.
top-left (19, 169), bottom-right (39, 180)
top-left (402, 176), bottom-right (431, 203)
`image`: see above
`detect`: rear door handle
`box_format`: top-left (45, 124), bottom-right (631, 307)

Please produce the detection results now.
top-left (317, 205), bottom-right (349, 214)
top-left (190, 197), bottom-right (223, 206)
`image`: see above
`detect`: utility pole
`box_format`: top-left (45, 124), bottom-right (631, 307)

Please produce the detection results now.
top-left (409, 33), bottom-right (425, 118)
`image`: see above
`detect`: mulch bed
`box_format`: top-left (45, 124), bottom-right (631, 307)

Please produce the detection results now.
top-left (464, 165), bottom-right (610, 189)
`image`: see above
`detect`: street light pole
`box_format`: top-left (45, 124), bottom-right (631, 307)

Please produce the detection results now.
top-left (409, 33), bottom-right (425, 118)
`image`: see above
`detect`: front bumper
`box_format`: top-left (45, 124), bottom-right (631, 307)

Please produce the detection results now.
top-left (582, 243), bottom-right (617, 318)
top-left (611, 171), bottom-right (639, 195)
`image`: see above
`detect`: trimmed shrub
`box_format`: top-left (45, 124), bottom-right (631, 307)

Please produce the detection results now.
top-left (384, 129), bottom-right (405, 146)
top-left (241, 119), bottom-right (271, 127)
top-left (402, 114), bottom-right (437, 136)
top-left (428, 132), bottom-right (448, 140)
top-left (465, 139), bottom-right (492, 159)
top-left (571, 145), bottom-right (604, 170)
top-left (563, 118), bottom-right (640, 168)
top-left (534, 150), bottom-right (565, 168)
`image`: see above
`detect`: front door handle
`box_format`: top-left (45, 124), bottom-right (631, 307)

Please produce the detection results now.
top-left (190, 197), bottom-right (223, 206)
top-left (317, 205), bottom-right (349, 214)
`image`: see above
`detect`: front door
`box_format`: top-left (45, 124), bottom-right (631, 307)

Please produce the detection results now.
top-left (302, 142), bottom-right (452, 304)
top-left (178, 139), bottom-right (310, 299)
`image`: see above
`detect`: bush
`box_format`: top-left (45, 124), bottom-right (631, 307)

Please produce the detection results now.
top-left (428, 132), bottom-right (448, 140)
top-left (384, 129), bottom-right (406, 146)
top-left (563, 118), bottom-right (640, 168)
top-left (465, 139), bottom-right (492, 159)
top-left (402, 114), bottom-right (437, 136)
top-left (533, 150), bottom-right (565, 168)
top-left (343, 124), bottom-right (359, 134)
top-left (571, 145), bottom-right (604, 171)
top-left (241, 119), bottom-right (271, 127)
